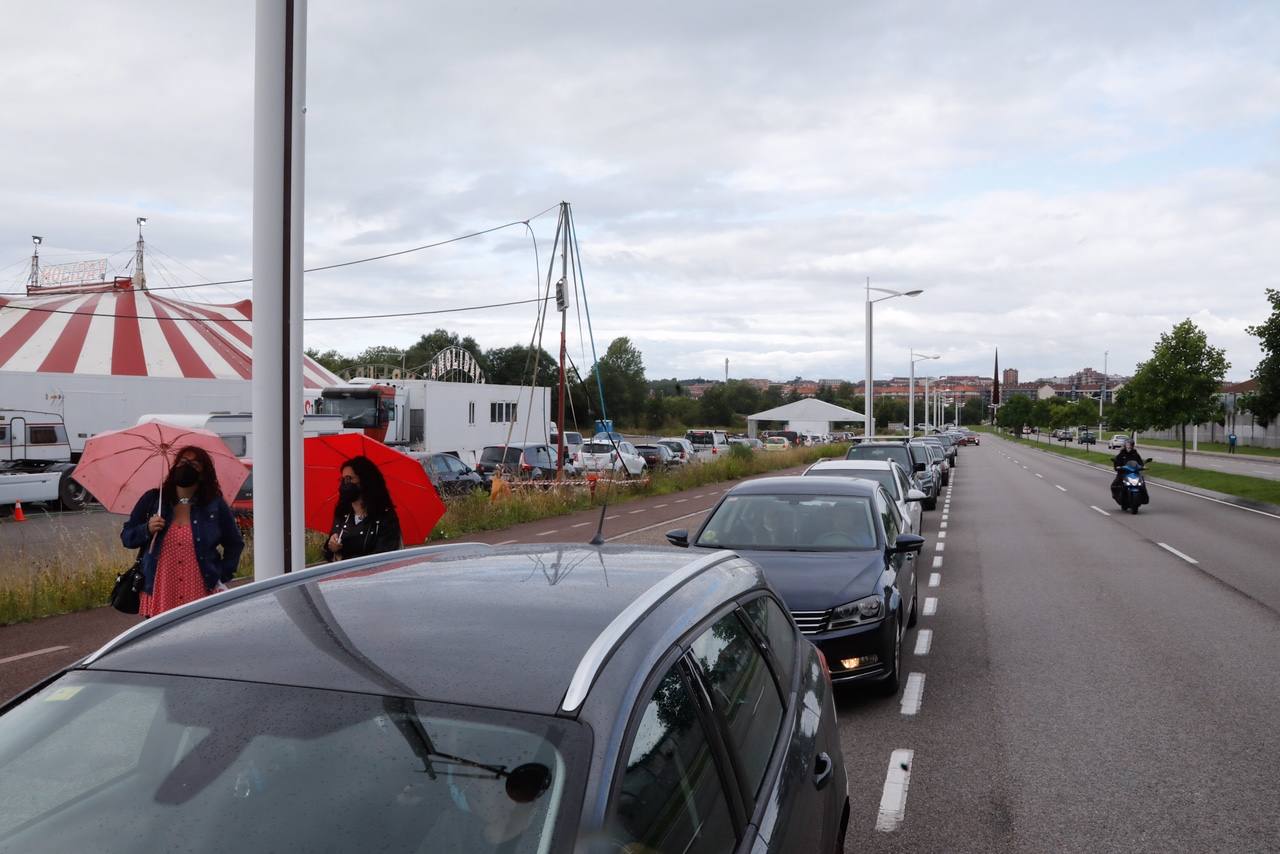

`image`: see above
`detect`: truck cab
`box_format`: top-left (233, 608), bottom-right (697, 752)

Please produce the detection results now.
top-left (318, 382), bottom-right (406, 444)
top-left (0, 410), bottom-right (87, 512)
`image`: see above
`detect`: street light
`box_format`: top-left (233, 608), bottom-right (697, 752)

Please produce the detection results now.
top-left (865, 280), bottom-right (923, 436)
top-left (909, 350), bottom-right (939, 435)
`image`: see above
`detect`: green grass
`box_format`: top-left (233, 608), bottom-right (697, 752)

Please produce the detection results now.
top-left (0, 444), bottom-right (846, 625)
top-left (1135, 437), bottom-right (1280, 459)
top-left (992, 430), bottom-right (1280, 506)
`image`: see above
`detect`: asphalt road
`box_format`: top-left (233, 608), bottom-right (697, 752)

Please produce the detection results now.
top-left (1025, 430), bottom-right (1280, 481)
top-left (4, 441), bottom-right (1280, 852)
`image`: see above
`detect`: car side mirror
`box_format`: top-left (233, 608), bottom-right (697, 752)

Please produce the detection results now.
top-left (914, 462), bottom-right (926, 472)
top-left (890, 534), bottom-right (925, 554)
top-left (905, 488), bottom-right (927, 502)
top-left (665, 529), bottom-right (690, 548)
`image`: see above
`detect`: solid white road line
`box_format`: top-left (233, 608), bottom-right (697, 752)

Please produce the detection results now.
top-left (0, 645), bottom-right (69, 666)
top-left (932, 555), bottom-right (943, 568)
top-left (1055, 484), bottom-right (1067, 492)
top-left (1089, 505), bottom-right (1111, 516)
top-left (928, 572), bottom-right (941, 587)
top-left (900, 673), bottom-right (926, 716)
top-left (535, 530), bottom-right (557, 536)
top-left (875, 749), bottom-right (915, 832)
top-left (923, 597), bottom-right (938, 616)
top-left (1157, 542), bottom-right (1200, 565)
top-left (914, 630), bottom-right (932, 656)
top-left (495, 539), bottom-right (517, 545)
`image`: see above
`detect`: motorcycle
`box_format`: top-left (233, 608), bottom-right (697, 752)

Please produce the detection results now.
top-left (1112, 458), bottom-right (1152, 514)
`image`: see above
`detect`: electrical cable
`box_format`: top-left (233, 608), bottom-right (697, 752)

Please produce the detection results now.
top-left (0, 295), bottom-right (551, 323)
top-left (0, 204), bottom-right (561, 297)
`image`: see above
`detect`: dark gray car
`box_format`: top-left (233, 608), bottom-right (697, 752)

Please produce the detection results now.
top-left (0, 543), bottom-right (849, 853)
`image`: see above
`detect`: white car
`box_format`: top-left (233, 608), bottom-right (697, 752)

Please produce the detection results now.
top-left (579, 439), bottom-right (648, 476)
top-left (658, 436), bottom-right (699, 465)
top-left (1108, 434), bottom-right (1129, 450)
top-left (800, 458), bottom-right (927, 537)
top-left (685, 429), bottom-right (730, 462)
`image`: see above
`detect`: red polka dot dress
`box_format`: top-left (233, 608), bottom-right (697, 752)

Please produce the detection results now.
top-left (140, 524), bottom-right (208, 617)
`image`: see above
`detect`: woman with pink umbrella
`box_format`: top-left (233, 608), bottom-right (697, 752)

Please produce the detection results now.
top-left (119, 445), bottom-right (244, 616)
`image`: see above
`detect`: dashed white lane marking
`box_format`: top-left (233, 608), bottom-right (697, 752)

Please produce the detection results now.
top-left (937, 531), bottom-right (946, 539)
top-left (654, 503), bottom-right (668, 509)
top-left (929, 572), bottom-right (941, 587)
top-left (1034, 473), bottom-right (1044, 479)
top-left (1054, 484), bottom-right (1067, 492)
top-left (628, 509), bottom-right (646, 515)
top-left (535, 529), bottom-right (557, 536)
top-left (940, 521), bottom-right (947, 529)
top-left (1157, 542), bottom-right (1199, 565)
top-left (604, 507), bottom-right (716, 542)
top-left (1090, 505), bottom-right (1111, 516)
top-left (495, 539), bottom-right (517, 545)
top-left (932, 556), bottom-right (943, 568)
top-left (570, 522), bottom-right (591, 528)
top-left (674, 498), bottom-right (688, 503)
top-left (934, 542), bottom-right (945, 552)
top-left (900, 672), bottom-right (926, 716)
top-left (0, 645), bottom-right (69, 666)
top-left (1022, 465), bottom-right (1029, 470)
top-left (606, 514), bottom-right (619, 520)
top-left (914, 630), bottom-right (933, 656)
top-left (923, 597), bottom-right (938, 616)
top-left (875, 749), bottom-right (915, 832)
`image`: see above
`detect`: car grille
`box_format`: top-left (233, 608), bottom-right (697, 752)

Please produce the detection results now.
top-left (790, 609), bottom-right (830, 635)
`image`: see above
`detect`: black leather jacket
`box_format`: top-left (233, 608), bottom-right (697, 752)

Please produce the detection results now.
top-left (1112, 448), bottom-right (1144, 469)
top-left (322, 507), bottom-right (402, 562)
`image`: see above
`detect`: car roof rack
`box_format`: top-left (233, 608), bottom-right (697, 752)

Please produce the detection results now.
top-left (559, 550), bottom-right (741, 714)
top-left (80, 543), bottom-right (489, 666)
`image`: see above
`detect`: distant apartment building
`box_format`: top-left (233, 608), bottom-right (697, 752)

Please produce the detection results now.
top-left (1002, 368), bottom-right (1019, 387)
top-left (684, 382), bottom-right (717, 399)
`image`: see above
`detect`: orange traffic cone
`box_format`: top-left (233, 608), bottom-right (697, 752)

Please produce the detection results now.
top-left (13, 501), bottom-right (26, 522)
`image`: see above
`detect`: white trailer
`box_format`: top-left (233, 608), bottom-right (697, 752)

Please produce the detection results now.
top-left (0, 409), bottom-right (89, 511)
top-left (323, 378), bottom-right (552, 467)
top-left (135, 412), bottom-right (356, 459)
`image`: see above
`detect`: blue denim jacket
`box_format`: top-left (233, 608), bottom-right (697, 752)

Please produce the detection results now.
top-left (120, 489), bottom-right (245, 594)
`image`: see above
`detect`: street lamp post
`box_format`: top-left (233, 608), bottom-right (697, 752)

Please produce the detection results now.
top-left (865, 279), bottom-right (923, 437)
top-left (909, 350), bottom-right (939, 435)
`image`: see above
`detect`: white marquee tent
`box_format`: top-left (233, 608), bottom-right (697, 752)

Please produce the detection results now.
top-left (746, 398), bottom-right (865, 438)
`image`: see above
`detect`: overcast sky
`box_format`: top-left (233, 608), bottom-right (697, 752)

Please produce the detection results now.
top-left (3, 1), bottom-right (1277, 383)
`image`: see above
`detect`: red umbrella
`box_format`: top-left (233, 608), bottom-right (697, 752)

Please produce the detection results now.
top-left (75, 421), bottom-right (250, 515)
top-left (304, 433), bottom-right (445, 546)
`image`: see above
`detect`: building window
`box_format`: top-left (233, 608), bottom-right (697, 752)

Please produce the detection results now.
top-left (489, 402), bottom-right (518, 424)
top-left (468, 402), bottom-right (475, 425)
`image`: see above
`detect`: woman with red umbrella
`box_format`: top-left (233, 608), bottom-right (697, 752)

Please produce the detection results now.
top-left (321, 455), bottom-right (403, 562)
top-left (120, 446), bottom-right (245, 617)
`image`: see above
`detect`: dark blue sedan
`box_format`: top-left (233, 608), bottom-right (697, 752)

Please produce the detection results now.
top-left (668, 476), bottom-right (924, 693)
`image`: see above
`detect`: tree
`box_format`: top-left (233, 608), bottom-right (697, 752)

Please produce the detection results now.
top-left (1119, 319), bottom-right (1230, 467)
top-left (1242, 288), bottom-right (1280, 427)
top-left (594, 337), bottom-right (649, 426)
top-left (997, 395), bottom-right (1033, 437)
top-left (484, 344), bottom-right (558, 388)
top-left (404, 329), bottom-right (487, 377)
top-left (961, 396), bottom-right (986, 426)
top-left (305, 348), bottom-right (354, 375)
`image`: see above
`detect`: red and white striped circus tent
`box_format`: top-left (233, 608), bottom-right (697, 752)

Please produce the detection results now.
top-left (0, 281), bottom-right (340, 388)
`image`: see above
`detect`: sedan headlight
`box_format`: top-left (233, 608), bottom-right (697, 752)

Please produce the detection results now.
top-left (828, 594), bottom-right (884, 630)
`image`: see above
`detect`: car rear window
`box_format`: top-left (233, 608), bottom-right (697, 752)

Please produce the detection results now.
top-left (583, 442), bottom-right (614, 454)
top-left (696, 493), bottom-right (878, 551)
top-left (686, 431), bottom-right (717, 446)
top-left (804, 467), bottom-right (896, 494)
top-left (0, 671), bottom-right (587, 853)
top-left (845, 445), bottom-right (910, 470)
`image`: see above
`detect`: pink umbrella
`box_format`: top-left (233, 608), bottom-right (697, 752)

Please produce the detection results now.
top-left (74, 421), bottom-right (250, 515)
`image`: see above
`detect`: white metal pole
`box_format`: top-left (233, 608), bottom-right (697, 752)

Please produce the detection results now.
top-left (252, 0), bottom-right (307, 578)
top-left (908, 357), bottom-right (915, 435)
top-left (864, 278), bottom-right (873, 437)
top-left (923, 376), bottom-right (929, 432)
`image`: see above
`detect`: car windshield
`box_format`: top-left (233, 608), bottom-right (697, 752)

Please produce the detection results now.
top-left (0, 671), bottom-right (585, 853)
top-left (696, 493), bottom-right (878, 551)
top-left (804, 468), bottom-right (896, 495)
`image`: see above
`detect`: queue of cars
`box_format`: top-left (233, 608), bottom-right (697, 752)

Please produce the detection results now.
top-left (0, 425), bottom-right (972, 850)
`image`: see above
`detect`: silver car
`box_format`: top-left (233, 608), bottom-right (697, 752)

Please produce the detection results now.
top-left (800, 458), bottom-right (928, 536)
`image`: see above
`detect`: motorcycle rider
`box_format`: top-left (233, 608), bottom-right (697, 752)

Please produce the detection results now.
top-left (1110, 438), bottom-right (1148, 506)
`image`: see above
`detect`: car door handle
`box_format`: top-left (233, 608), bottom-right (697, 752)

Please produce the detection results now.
top-left (813, 752), bottom-right (833, 790)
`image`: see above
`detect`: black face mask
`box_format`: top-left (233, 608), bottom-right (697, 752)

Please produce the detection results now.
top-left (173, 464), bottom-right (200, 488)
top-left (338, 481), bottom-right (362, 503)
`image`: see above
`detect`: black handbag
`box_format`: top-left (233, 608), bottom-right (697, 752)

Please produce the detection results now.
top-left (110, 549), bottom-right (147, 614)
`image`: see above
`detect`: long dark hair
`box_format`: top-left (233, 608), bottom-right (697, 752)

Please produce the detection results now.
top-left (337, 455), bottom-right (394, 519)
top-left (161, 445), bottom-right (221, 507)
